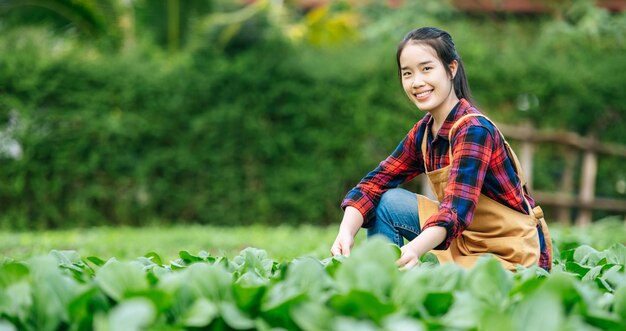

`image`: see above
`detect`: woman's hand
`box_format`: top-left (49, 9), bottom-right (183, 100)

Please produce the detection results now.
top-left (396, 244), bottom-right (421, 270)
top-left (330, 230), bottom-right (354, 256)
top-left (330, 206), bottom-right (363, 257)
top-left (396, 226), bottom-right (447, 270)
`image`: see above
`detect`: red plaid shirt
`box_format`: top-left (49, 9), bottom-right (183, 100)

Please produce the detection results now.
top-left (342, 99), bottom-right (550, 271)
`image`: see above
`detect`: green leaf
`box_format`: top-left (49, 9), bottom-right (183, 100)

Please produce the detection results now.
top-left (388, 243), bottom-right (401, 259)
top-left (320, 255), bottom-right (344, 277)
top-left (565, 261), bottom-right (591, 278)
top-left (182, 298), bottom-right (218, 327)
top-left (86, 256), bottom-right (106, 267)
top-left (584, 312), bottom-right (622, 330)
top-left (574, 245), bottom-right (605, 266)
top-left (144, 252), bottom-right (163, 266)
top-left (0, 282), bottom-right (31, 323)
top-left (49, 250), bottom-right (82, 266)
top-left (420, 252), bottom-right (439, 265)
top-left (465, 256), bottom-right (512, 308)
top-left (479, 311), bottom-right (514, 331)
top-left (441, 291), bottom-right (487, 329)
top-left (95, 259), bottom-right (149, 302)
top-left (261, 291), bottom-right (306, 330)
top-left (423, 292), bottom-right (453, 316)
top-left (382, 314), bottom-right (426, 331)
top-left (329, 289), bottom-right (396, 323)
top-left (0, 320), bottom-right (17, 331)
top-left (606, 244), bottom-right (626, 265)
top-left (219, 302), bottom-right (255, 330)
top-left (392, 263), bottom-right (463, 317)
top-left (281, 257), bottom-right (332, 299)
top-left (290, 301), bottom-right (333, 331)
top-left (233, 281), bottom-right (266, 312)
top-left (107, 298), bottom-right (156, 331)
top-left (331, 316), bottom-right (379, 331)
top-left (262, 283), bottom-right (306, 312)
top-left (0, 262), bottom-right (29, 288)
top-left (601, 265), bottom-right (626, 292)
top-left (561, 248), bottom-right (576, 262)
top-left (183, 263), bottom-right (234, 302)
top-left (29, 255), bottom-right (85, 331)
top-left (179, 250), bottom-right (204, 264)
top-left (511, 288), bottom-right (563, 331)
top-left (613, 285), bottom-right (626, 322)
top-left (541, 273), bottom-right (585, 314)
top-left (67, 287), bottom-right (109, 331)
top-left (583, 265), bottom-right (604, 282)
top-left (232, 247), bottom-right (274, 281)
top-left (334, 238), bottom-right (400, 300)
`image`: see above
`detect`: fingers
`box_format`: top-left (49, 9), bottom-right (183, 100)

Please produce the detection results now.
top-left (396, 251), bottom-right (419, 270)
top-left (330, 241), bottom-right (351, 257)
top-left (341, 245), bottom-right (351, 257)
top-left (398, 258), bottom-right (419, 271)
top-left (396, 253), bottom-right (410, 267)
top-left (330, 243), bottom-right (341, 256)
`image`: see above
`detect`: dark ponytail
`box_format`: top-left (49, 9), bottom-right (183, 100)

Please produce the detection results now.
top-left (396, 27), bottom-right (474, 105)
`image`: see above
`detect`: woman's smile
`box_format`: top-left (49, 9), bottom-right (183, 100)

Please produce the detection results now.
top-left (414, 89), bottom-right (434, 100)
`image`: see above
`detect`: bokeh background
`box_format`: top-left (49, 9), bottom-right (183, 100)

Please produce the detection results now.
top-left (0, 0), bottom-right (625, 259)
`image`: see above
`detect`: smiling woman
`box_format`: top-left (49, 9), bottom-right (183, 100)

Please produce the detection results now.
top-left (330, 27), bottom-right (552, 272)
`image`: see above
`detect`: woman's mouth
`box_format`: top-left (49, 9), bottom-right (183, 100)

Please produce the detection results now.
top-left (414, 90), bottom-right (433, 101)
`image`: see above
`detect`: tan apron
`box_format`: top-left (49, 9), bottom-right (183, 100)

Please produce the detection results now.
top-left (417, 114), bottom-right (552, 271)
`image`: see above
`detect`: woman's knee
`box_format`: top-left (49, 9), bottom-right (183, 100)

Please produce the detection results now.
top-left (376, 188), bottom-right (408, 219)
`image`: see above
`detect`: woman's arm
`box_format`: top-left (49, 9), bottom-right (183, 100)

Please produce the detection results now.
top-left (396, 226), bottom-right (447, 269)
top-left (341, 122), bottom-right (425, 228)
top-left (332, 122), bottom-right (426, 256)
top-left (330, 206), bottom-right (363, 256)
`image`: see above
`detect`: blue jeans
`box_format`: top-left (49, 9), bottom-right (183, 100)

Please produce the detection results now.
top-left (367, 188), bottom-right (421, 247)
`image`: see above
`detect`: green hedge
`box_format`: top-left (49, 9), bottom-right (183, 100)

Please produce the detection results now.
top-left (0, 32), bottom-right (412, 228)
top-left (0, 14), bottom-right (625, 228)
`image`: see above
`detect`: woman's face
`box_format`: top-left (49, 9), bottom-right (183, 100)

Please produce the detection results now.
top-left (399, 42), bottom-right (458, 116)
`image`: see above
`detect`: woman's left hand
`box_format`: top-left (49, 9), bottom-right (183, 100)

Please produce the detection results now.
top-left (396, 244), bottom-right (420, 270)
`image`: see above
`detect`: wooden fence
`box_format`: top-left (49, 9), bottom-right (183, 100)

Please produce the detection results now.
top-left (419, 122), bottom-right (626, 226)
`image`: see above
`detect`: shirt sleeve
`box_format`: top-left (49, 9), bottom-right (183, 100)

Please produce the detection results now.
top-left (421, 124), bottom-right (494, 249)
top-left (341, 122), bottom-right (424, 227)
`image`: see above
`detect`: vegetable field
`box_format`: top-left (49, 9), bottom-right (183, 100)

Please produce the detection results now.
top-left (1, 236), bottom-right (626, 331)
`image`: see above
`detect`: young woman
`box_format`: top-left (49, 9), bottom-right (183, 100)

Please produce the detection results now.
top-left (330, 27), bottom-right (552, 271)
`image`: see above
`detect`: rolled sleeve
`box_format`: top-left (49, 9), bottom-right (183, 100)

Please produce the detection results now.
top-left (340, 122), bottom-right (424, 227)
top-left (341, 189), bottom-right (376, 226)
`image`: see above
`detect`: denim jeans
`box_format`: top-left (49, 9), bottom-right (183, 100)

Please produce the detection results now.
top-left (367, 188), bottom-right (421, 247)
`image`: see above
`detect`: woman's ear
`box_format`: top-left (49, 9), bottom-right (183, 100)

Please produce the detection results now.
top-left (449, 60), bottom-right (458, 79)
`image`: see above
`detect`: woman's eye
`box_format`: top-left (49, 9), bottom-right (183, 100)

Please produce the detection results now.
top-left (423, 67), bottom-right (433, 72)
top-left (402, 71), bottom-right (411, 77)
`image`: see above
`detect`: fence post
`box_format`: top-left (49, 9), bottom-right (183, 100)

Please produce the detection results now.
top-left (557, 147), bottom-right (576, 225)
top-left (520, 141), bottom-right (534, 190)
top-left (576, 138), bottom-right (598, 226)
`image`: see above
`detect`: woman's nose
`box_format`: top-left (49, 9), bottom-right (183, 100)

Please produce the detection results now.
top-left (411, 76), bottom-right (424, 89)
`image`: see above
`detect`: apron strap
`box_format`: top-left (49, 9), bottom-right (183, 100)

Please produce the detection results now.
top-left (420, 124), bottom-right (429, 171)
top-left (447, 114), bottom-right (536, 218)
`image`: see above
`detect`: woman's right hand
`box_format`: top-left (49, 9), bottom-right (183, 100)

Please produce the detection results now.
top-left (330, 206), bottom-right (364, 257)
top-left (330, 230), bottom-right (355, 256)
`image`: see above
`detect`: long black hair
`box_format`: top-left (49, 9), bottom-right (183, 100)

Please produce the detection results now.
top-left (396, 27), bottom-right (474, 105)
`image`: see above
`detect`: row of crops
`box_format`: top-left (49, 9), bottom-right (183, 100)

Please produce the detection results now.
top-left (1, 237), bottom-right (625, 331)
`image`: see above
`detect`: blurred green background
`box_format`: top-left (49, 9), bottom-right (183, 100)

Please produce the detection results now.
top-left (0, 0), bottom-right (624, 243)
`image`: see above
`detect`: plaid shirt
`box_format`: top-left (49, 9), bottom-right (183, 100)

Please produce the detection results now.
top-left (342, 98), bottom-right (550, 271)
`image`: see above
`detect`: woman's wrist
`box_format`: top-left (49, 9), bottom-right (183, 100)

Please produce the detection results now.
top-left (339, 206), bottom-right (364, 237)
top-left (407, 226), bottom-right (447, 257)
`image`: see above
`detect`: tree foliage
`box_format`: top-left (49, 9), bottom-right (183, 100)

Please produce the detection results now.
top-left (0, 0), bottom-right (624, 228)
